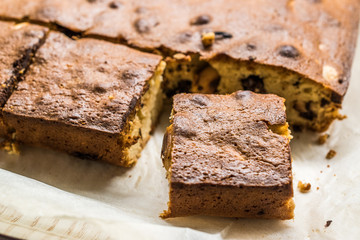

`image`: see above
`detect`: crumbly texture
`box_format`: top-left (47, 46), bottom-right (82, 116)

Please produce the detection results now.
top-left (0, 0), bottom-right (358, 131)
top-left (2, 31), bottom-right (164, 167)
top-left (297, 181), bottom-right (311, 193)
top-left (326, 150), bottom-right (337, 159)
top-left (0, 21), bottom-right (48, 136)
top-left (161, 91), bottom-right (294, 219)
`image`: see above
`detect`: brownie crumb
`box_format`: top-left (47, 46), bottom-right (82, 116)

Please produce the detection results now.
top-left (325, 220), bottom-right (332, 228)
top-left (326, 150), bottom-right (336, 159)
top-left (298, 181), bottom-right (311, 193)
top-left (201, 32), bottom-right (215, 48)
top-left (190, 15), bottom-right (211, 25)
top-left (278, 45), bottom-right (300, 59)
top-left (317, 134), bottom-right (329, 144)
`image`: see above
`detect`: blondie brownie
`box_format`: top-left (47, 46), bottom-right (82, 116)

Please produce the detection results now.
top-left (0, 0), bottom-right (358, 131)
top-left (161, 91), bottom-right (294, 219)
top-left (0, 21), bottom-right (47, 137)
top-left (2, 31), bottom-right (164, 166)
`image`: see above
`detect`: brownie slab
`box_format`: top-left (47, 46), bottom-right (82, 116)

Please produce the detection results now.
top-left (2, 0), bottom-right (358, 131)
top-left (2, 31), bottom-right (164, 166)
top-left (161, 91), bottom-right (294, 219)
top-left (0, 21), bottom-right (48, 137)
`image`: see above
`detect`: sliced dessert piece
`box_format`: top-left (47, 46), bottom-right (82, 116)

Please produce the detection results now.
top-left (0, 21), bottom-right (48, 137)
top-left (161, 91), bottom-right (294, 219)
top-left (2, 31), bottom-right (165, 167)
top-left (0, 0), bottom-right (359, 131)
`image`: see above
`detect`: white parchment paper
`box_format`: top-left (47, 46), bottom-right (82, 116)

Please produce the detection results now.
top-left (0, 32), bottom-right (359, 240)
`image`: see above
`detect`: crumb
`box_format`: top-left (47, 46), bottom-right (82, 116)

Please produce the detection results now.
top-left (325, 220), bottom-right (332, 228)
top-left (0, 140), bottom-right (20, 155)
top-left (320, 170), bottom-right (323, 173)
top-left (327, 164), bottom-right (330, 168)
top-left (298, 181), bottom-right (311, 193)
top-left (333, 174), bottom-right (336, 176)
top-left (316, 187), bottom-right (319, 190)
top-left (326, 150), bottom-right (336, 159)
top-left (317, 134), bottom-right (329, 144)
top-left (201, 32), bottom-right (215, 48)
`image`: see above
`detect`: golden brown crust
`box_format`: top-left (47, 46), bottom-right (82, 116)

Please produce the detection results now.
top-left (162, 91), bottom-right (294, 219)
top-left (1, 0), bottom-right (358, 97)
top-left (2, 31), bottom-right (162, 166)
top-left (0, 21), bottom-right (48, 108)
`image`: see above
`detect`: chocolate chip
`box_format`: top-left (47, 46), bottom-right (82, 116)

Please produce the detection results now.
top-left (248, 56), bottom-right (256, 61)
top-left (214, 31), bottom-right (233, 40)
top-left (331, 92), bottom-right (342, 104)
top-left (109, 1), bottom-right (122, 9)
top-left (134, 18), bottom-right (150, 34)
top-left (325, 220), bottom-right (332, 228)
top-left (190, 15), bottom-right (211, 25)
top-left (240, 75), bottom-right (266, 93)
top-left (257, 210), bottom-right (265, 215)
top-left (321, 98), bottom-right (330, 107)
top-left (338, 79), bottom-right (344, 84)
top-left (246, 43), bottom-right (256, 51)
top-left (177, 80), bottom-right (192, 93)
top-left (299, 101), bottom-right (317, 120)
top-left (278, 45), bottom-right (300, 59)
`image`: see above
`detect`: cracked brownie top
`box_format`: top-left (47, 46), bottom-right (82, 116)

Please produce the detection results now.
top-left (167, 91), bottom-right (292, 187)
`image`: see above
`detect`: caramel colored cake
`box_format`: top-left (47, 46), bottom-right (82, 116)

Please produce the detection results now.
top-left (0, 0), bottom-right (358, 131)
top-left (2, 31), bottom-right (164, 166)
top-left (0, 21), bottom-right (47, 137)
top-left (161, 91), bottom-right (294, 219)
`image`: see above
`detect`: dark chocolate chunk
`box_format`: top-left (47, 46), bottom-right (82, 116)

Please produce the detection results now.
top-left (240, 75), bottom-right (266, 93)
top-left (246, 43), bottom-right (257, 51)
top-left (214, 31), bottom-right (233, 40)
top-left (134, 18), bottom-right (150, 34)
top-left (177, 80), bottom-right (192, 93)
top-left (190, 15), bottom-right (211, 25)
top-left (321, 98), bottom-right (330, 107)
top-left (109, 1), bottom-right (122, 9)
top-left (278, 45), bottom-right (300, 59)
top-left (299, 101), bottom-right (317, 120)
top-left (331, 92), bottom-right (342, 104)
top-left (338, 79), bottom-right (344, 84)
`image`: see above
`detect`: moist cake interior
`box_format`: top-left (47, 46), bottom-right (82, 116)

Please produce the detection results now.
top-left (163, 53), bottom-right (343, 132)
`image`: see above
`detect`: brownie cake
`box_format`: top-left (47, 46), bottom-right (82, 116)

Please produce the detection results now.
top-left (1, 0), bottom-right (358, 131)
top-left (2, 31), bottom-right (165, 166)
top-left (161, 91), bottom-right (294, 219)
top-left (0, 21), bottom-right (48, 137)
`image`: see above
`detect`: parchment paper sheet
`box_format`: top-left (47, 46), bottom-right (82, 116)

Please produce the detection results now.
top-left (0, 32), bottom-right (359, 240)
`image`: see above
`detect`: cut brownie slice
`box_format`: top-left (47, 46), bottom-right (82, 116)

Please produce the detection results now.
top-left (0, 21), bottom-right (48, 137)
top-left (2, 31), bottom-right (165, 167)
top-left (0, 0), bottom-right (358, 131)
top-left (161, 91), bottom-right (294, 219)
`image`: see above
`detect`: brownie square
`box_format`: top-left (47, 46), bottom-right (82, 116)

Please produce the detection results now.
top-left (161, 91), bottom-right (294, 219)
top-left (0, 21), bottom-right (48, 136)
top-left (2, 31), bottom-right (164, 166)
